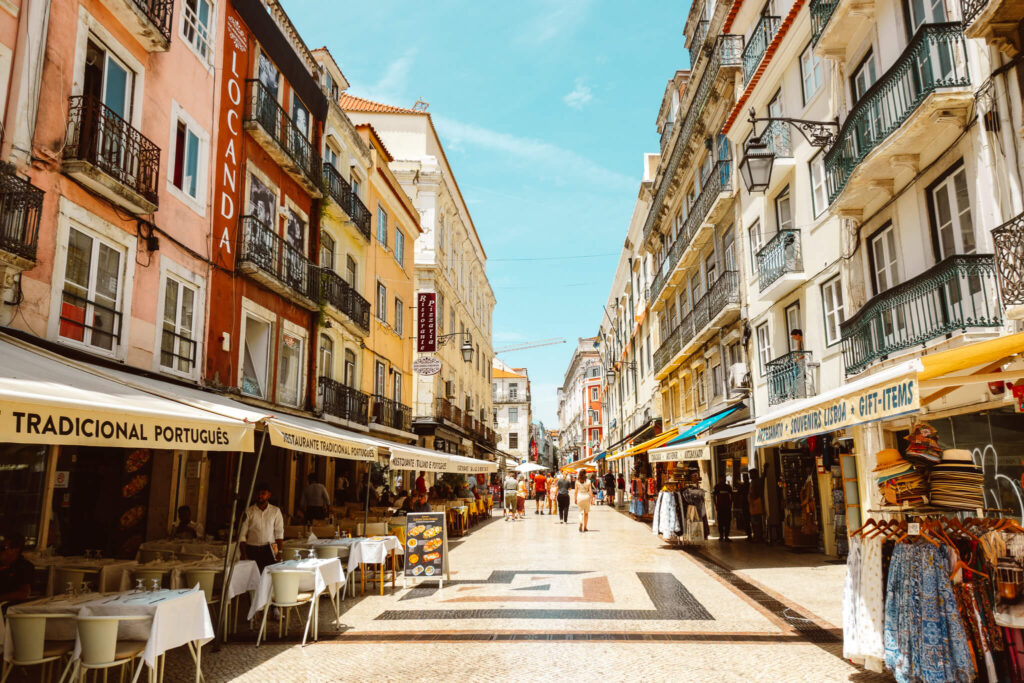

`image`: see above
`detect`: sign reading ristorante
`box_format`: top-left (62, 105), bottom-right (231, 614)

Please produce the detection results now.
top-left (417, 292), bottom-right (437, 353)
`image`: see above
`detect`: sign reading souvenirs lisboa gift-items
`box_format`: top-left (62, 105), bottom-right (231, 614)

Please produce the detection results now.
top-left (405, 512), bottom-right (449, 586)
top-left (755, 374), bottom-right (919, 448)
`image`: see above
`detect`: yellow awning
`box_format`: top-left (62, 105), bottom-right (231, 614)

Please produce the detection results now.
top-left (562, 455), bottom-right (595, 471)
top-left (919, 330), bottom-right (1024, 381)
top-left (606, 428), bottom-right (680, 462)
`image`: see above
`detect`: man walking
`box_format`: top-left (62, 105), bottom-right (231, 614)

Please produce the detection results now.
top-left (555, 472), bottom-right (572, 523)
top-left (713, 475), bottom-right (734, 542)
top-left (503, 471), bottom-right (518, 520)
top-left (534, 472), bottom-right (547, 514)
top-left (603, 471), bottom-right (616, 507)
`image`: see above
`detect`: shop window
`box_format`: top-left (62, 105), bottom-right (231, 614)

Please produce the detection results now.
top-left (394, 297), bottom-right (403, 336)
top-left (277, 331), bottom-right (304, 407)
top-left (377, 206), bottom-right (388, 247)
top-left (821, 276), bottom-right (846, 346)
top-left (241, 314), bottom-right (272, 398)
top-left (60, 227), bottom-right (124, 352)
top-left (181, 0), bottom-right (214, 61)
top-left (0, 444), bottom-right (48, 549)
top-left (160, 277), bottom-right (197, 374)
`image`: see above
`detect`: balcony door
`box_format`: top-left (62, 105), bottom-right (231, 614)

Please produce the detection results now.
top-left (83, 40), bottom-right (135, 184)
top-left (343, 350), bottom-right (356, 387)
top-left (869, 224), bottom-right (907, 348)
top-left (929, 164), bottom-right (984, 316)
top-left (851, 51), bottom-right (882, 154)
top-left (905, 0), bottom-right (956, 91)
top-left (247, 175), bottom-right (276, 269)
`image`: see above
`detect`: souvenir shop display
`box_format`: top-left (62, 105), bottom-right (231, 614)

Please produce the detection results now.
top-left (650, 472), bottom-right (706, 546)
top-left (928, 449), bottom-right (985, 510)
top-left (651, 484), bottom-right (683, 542)
top-left (780, 450), bottom-right (819, 548)
top-left (874, 448), bottom-right (928, 507)
top-left (629, 471), bottom-right (657, 519)
top-left (876, 423), bottom-right (985, 511)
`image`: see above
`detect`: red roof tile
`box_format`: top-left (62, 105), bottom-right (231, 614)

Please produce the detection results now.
top-left (338, 94), bottom-right (423, 114)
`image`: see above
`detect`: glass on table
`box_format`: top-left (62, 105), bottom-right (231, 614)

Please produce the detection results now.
top-left (80, 581), bottom-right (90, 595)
top-left (65, 581), bottom-right (75, 596)
top-left (292, 549), bottom-right (302, 561)
top-left (150, 578), bottom-right (160, 592)
top-left (135, 578), bottom-right (145, 592)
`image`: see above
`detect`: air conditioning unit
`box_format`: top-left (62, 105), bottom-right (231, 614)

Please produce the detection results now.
top-left (728, 362), bottom-right (750, 389)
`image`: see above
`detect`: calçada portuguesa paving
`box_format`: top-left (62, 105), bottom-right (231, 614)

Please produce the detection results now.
top-left (168, 505), bottom-right (890, 682)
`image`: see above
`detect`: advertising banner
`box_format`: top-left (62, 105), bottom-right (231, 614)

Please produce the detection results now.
top-left (649, 444), bottom-right (710, 463)
top-left (266, 420), bottom-right (378, 460)
top-left (417, 292), bottom-right (437, 353)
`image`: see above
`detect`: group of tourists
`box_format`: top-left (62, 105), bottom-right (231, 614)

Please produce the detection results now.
top-left (503, 470), bottom-right (613, 531)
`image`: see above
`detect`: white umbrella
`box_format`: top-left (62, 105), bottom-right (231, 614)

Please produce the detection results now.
top-left (514, 462), bottom-right (548, 473)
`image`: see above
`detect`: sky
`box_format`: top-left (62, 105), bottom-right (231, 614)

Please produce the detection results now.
top-left (284, 0), bottom-right (687, 427)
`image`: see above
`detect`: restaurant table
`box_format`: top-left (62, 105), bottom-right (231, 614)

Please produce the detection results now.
top-left (25, 556), bottom-right (139, 596)
top-left (170, 560), bottom-right (260, 600)
top-left (138, 540), bottom-right (233, 559)
top-left (119, 559), bottom-right (194, 591)
top-left (346, 536), bottom-right (404, 596)
top-left (4, 588), bottom-right (212, 683)
top-left (247, 558), bottom-right (344, 642)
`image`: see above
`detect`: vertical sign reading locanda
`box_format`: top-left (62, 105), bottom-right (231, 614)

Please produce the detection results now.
top-left (213, 9), bottom-right (248, 267)
top-left (417, 292), bottom-right (437, 352)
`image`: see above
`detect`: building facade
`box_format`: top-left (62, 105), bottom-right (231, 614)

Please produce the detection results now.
top-left (492, 359), bottom-right (531, 462)
top-left (556, 337), bottom-right (603, 465)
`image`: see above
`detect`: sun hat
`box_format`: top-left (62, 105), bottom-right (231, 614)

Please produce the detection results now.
top-left (941, 449), bottom-right (974, 464)
top-left (873, 449), bottom-right (904, 471)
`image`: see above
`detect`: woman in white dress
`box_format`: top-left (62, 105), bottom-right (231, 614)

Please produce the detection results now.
top-left (574, 472), bottom-right (593, 532)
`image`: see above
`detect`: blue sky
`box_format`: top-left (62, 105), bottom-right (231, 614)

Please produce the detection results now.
top-left (285, 0), bottom-right (687, 426)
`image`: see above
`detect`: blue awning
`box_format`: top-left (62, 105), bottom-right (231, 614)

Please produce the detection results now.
top-left (666, 405), bottom-right (743, 445)
top-left (593, 451), bottom-right (608, 462)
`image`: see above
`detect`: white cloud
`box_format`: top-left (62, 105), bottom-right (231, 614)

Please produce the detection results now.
top-left (563, 79), bottom-right (593, 110)
top-left (348, 49), bottom-right (417, 105)
top-left (517, 0), bottom-right (593, 45)
top-left (432, 115), bottom-right (634, 192)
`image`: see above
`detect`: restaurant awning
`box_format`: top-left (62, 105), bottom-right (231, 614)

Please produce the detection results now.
top-left (605, 428), bottom-right (680, 462)
top-left (648, 421), bottom-right (755, 463)
top-left (388, 443), bottom-right (497, 474)
top-left (0, 336), bottom-right (254, 451)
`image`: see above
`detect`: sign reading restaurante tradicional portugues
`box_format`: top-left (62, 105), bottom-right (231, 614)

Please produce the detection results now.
top-left (649, 444), bottom-right (710, 463)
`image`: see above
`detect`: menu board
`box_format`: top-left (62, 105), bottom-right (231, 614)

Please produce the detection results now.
top-left (405, 512), bottom-right (448, 585)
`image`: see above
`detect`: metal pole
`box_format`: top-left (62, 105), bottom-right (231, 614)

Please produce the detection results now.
top-left (362, 460), bottom-right (373, 534)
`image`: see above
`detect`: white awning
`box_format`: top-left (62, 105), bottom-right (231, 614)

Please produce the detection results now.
top-left (388, 443), bottom-right (497, 474)
top-left (0, 336), bottom-right (254, 451)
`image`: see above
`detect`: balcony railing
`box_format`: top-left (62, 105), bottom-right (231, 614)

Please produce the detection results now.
top-left (245, 79), bottom-right (319, 186)
top-left (64, 96), bottom-right (160, 209)
top-left (756, 230), bottom-right (803, 292)
top-left (434, 396), bottom-right (454, 422)
top-left (690, 18), bottom-right (710, 68)
top-left (322, 164), bottom-right (371, 240)
top-left (319, 268), bottom-right (370, 332)
top-left (452, 404), bottom-right (463, 427)
top-left (371, 394), bottom-right (411, 431)
top-left (762, 119), bottom-right (792, 158)
top-left (652, 272), bottom-right (739, 374)
top-left (660, 121), bottom-right (674, 151)
top-left (650, 159), bottom-right (731, 300)
top-left (960, 0), bottom-right (990, 27)
top-left (319, 377), bottom-right (369, 424)
top-left (493, 390), bottom-right (530, 403)
top-left (992, 211), bottom-right (1024, 307)
top-left (825, 23), bottom-right (970, 205)
top-left (742, 15), bottom-right (781, 84)
top-left (129, 0), bottom-right (174, 44)
top-left (840, 254), bottom-right (1002, 375)
top-left (0, 164), bottom-right (43, 262)
top-left (766, 350), bottom-right (819, 405)
top-left (707, 270), bottom-right (740, 320)
top-left (810, 0), bottom-right (840, 45)
top-left (237, 215), bottom-right (316, 301)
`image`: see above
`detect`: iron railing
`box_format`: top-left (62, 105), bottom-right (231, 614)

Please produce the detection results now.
top-left (690, 18), bottom-right (710, 68)
top-left (237, 215), bottom-right (316, 301)
top-left (452, 404), bottom-right (463, 427)
top-left (825, 23), bottom-right (970, 204)
top-left (992, 211), bottom-right (1024, 306)
top-left (129, 0), bottom-right (174, 44)
top-left (756, 229), bottom-right (803, 292)
top-left (650, 159), bottom-right (731, 300)
top-left (960, 0), bottom-right (990, 27)
top-left (742, 15), bottom-right (781, 84)
top-left (64, 96), bottom-right (160, 208)
top-left (434, 396), bottom-right (455, 422)
top-left (319, 377), bottom-right (369, 424)
top-left (322, 164), bottom-right (371, 240)
top-left (660, 121), bottom-right (674, 151)
top-left (319, 268), bottom-right (370, 331)
top-left (371, 394), bottom-right (411, 431)
top-left (493, 390), bottom-right (530, 403)
top-left (810, 0), bottom-right (840, 45)
top-left (245, 79), bottom-right (319, 186)
top-left (766, 350), bottom-right (818, 405)
top-left (0, 164), bottom-right (43, 261)
top-left (707, 270), bottom-right (740, 319)
top-left (762, 119), bottom-right (793, 157)
top-left (160, 327), bottom-right (197, 372)
top-left (840, 254), bottom-right (1002, 375)
top-left (58, 289), bottom-right (122, 351)
top-left (652, 272), bottom-right (738, 373)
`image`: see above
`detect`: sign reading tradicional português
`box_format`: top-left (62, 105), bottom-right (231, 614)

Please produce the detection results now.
top-left (754, 374), bottom-right (919, 448)
top-left (405, 511), bottom-right (448, 586)
top-left (417, 292), bottom-right (437, 353)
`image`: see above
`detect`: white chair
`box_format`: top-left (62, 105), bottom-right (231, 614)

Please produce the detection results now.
top-left (73, 614), bottom-right (150, 683)
top-left (1, 612), bottom-right (76, 683)
top-left (184, 568), bottom-right (221, 608)
top-left (359, 522), bottom-right (387, 536)
top-left (256, 570), bottom-right (315, 647)
top-left (53, 569), bottom-right (87, 594)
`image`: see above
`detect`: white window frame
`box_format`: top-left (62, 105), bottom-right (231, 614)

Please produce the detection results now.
top-left (238, 297), bottom-right (276, 400)
top-left (785, 302), bottom-right (802, 352)
top-left (376, 281), bottom-right (387, 323)
top-left (756, 322), bottom-right (773, 375)
top-left (509, 406), bottom-right (518, 423)
top-left (809, 152), bottom-right (827, 218)
top-left (318, 332), bottom-right (334, 380)
top-left (395, 227), bottom-right (405, 266)
top-left (167, 100), bottom-right (210, 215)
top-left (376, 205), bottom-right (388, 248)
top-left (72, 8), bottom-right (146, 129)
top-left (800, 42), bottom-right (824, 104)
top-left (821, 275), bottom-right (846, 346)
top-left (154, 259), bottom-right (206, 380)
top-left (179, 0), bottom-right (215, 67)
top-left (276, 318), bottom-right (307, 408)
top-left (394, 296), bottom-right (403, 336)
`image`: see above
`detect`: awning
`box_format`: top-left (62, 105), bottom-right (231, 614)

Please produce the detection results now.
top-left (666, 405), bottom-right (743, 445)
top-left (592, 450), bottom-right (608, 462)
top-left (388, 443), bottom-right (497, 474)
top-left (606, 428), bottom-right (680, 462)
top-left (0, 336), bottom-right (254, 451)
top-left (648, 421), bottom-right (754, 463)
top-left (562, 455), bottom-right (595, 471)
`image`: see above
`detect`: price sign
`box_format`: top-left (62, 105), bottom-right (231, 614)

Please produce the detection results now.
top-left (907, 522), bottom-right (920, 536)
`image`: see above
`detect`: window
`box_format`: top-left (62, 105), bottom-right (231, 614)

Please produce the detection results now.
top-left (318, 334), bottom-right (333, 379)
top-left (722, 227), bottom-right (736, 272)
top-left (509, 407), bottom-right (519, 423)
top-left (345, 256), bottom-right (357, 289)
top-left (711, 364), bottom-right (723, 397)
top-left (869, 223), bottom-right (900, 295)
top-left (809, 153), bottom-right (827, 217)
top-left (324, 143), bottom-right (338, 169)
top-left (376, 282), bottom-right (387, 322)
top-left (851, 50), bottom-right (878, 105)
top-left (785, 302), bottom-right (802, 351)
top-left (395, 228), bottom-right (405, 265)
top-left (83, 39), bottom-right (134, 123)
top-left (509, 433), bottom-right (519, 450)
top-left (374, 361), bottom-right (386, 395)
top-left (800, 43), bottom-right (824, 102)
top-left (928, 163), bottom-right (975, 259)
top-left (696, 367), bottom-right (707, 406)
top-left (376, 206), bottom-right (388, 247)
top-left (349, 173), bottom-right (360, 199)
top-left (510, 383), bottom-right (519, 399)
top-left (240, 314), bottom-right (272, 398)
top-left (748, 219), bottom-right (762, 271)
top-left (492, 408), bottom-right (498, 424)
top-left (171, 120), bottom-right (200, 199)
top-left (343, 349), bottom-right (356, 386)
top-left (904, 0), bottom-right (944, 36)
top-left (821, 276), bottom-right (846, 345)
top-left (591, 386), bottom-right (599, 401)
top-left (756, 323), bottom-right (772, 374)
top-left (774, 185), bottom-right (793, 232)
top-left (182, 0), bottom-right (213, 61)
top-left (705, 252), bottom-right (717, 288)
top-left (394, 297), bottom-right (403, 336)
top-left (160, 278), bottom-right (197, 373)
top-left (277, 331), bottom-right (304, 406)
top-left (392, 372), bottom-right (402, 402)
top-left (449, 309), bottom-right (455, 336)
top-left (291, 94), bottom-right (309, 141)
top-left (320, 232), bottom-right (336, 271)
top-left (60, 227), bottom-right (124, 351)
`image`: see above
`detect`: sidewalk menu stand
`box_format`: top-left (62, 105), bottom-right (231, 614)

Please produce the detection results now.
top-left (404, 512), bottom-right (450, 589)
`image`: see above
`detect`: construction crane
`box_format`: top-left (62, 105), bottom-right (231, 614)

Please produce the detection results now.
top-left (494, 338), bottom-right (567, 354)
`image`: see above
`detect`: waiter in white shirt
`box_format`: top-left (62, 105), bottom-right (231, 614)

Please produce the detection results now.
top-left (239, 482), bottom-right (284, 571)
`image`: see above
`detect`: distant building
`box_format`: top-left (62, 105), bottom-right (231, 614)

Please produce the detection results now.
top-left (492, 359), bottom-right (531, 462)
top-left (557, 338), bottom-right (602, 464)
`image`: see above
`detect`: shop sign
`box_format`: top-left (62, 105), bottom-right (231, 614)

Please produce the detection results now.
top-left (213, 8), bottom-right (248, 265)
top-left (417, 292), bottom-right (437, 352)
top-left (412, 356), bottom-right (442, 376)
top-left (266, 421), bottom-right (377, 461)
top-left (755, 374), bottom-right (919, 448)
top-left (54, 471), bottom-right (69, 488)
top-left (649, 444), bottom-right (710, 463)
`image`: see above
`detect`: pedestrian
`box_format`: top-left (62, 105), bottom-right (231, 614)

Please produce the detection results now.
top-left (415, 471), bottom-right (428, 497)
top-left (516, 475), bottom-right (528, 519)
top-left (712, 475), bottom-right (733, 542)
top-left (748, 469), bottom-right (765, 543)
top-left (556, 472), bottom-right (572, 523)
top-left (299, 473), bottom-right (331, 522)
top-left (604, 471), bottom-right (616, 507)
top-left (239, 483), bottom-right (284, 572)
top-left (616, 473), bottom-right (626, 507)
top-left (547, 473), bottom-right (557, 515)
top-left (574, 472), bottom-right (593, 532)
top-left (534, 471), bottom-right (547, 514)
top-left (503, 471), bottom-right (518, 520)
top-left (734, 471), bottom-right (751, 540)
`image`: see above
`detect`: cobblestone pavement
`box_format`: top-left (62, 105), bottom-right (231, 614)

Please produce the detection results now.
top-left (163, 504), bottom-right (889, 682)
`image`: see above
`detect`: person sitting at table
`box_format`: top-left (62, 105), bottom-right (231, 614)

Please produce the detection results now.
top-left (299, 473), bottom-right (331, 521)
top-left (172, 505), bottom-right (204, 539)
top-left (392, 489), bottom-right (409, 511)
top-left (239, 483), bottom-right (284, 571)
top-left (0, 532), bottom-right (33, 604)
top-left (409, 492), bottom-right (432, 513)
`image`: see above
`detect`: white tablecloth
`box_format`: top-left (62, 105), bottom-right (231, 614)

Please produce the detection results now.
top-left (5, 589), bottom-right (213, 667)
top-left (172, 560), bottom-right (261, 601)
top-left (138, 540), bottom-right (232, 559)
top-left (346, 536), bottom-right (404, 574)
top-left (247, 558), bottom-right (344, 621)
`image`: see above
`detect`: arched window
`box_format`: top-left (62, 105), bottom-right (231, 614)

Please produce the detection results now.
top-left (318, 334), bottom-right (334, 379)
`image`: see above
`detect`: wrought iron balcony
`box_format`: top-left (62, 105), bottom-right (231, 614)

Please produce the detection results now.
top-left (742, 15), bottom-right (780, 84)
top-left (371, 394), bottom-right (411, 431)
top-left (63, 96), bottom-right (160, 214)
top-left (245, 80), bottom-right (321, 196)
top-left (652, 271), bottom-right (740, 375)
top-left (756, 229), bottom-right (803, 293)
top-left (992, 211), bottom-right (1024, 307)
top-left (0, 163), bottom-right (43, 263)
top-left (824, 23), bottom-right (970, 206)
top-left (100, 0), bottom-right (173, 51)
top-left (493, 390), bottom-right (530, 403)
top-left (689, 18), bottom-right (710, 68)
top-left (766, 350), bottom-right (819, 405)
top-left (840, 254), bottom-right (1002, 375)
top-left (810, 0), bottom-right (839, 46)
top-left (761, 119), bottom-right (792, 158)
top-left (322, 164), bottom-right (371, 240)
top-left (433, 396), bottom-right (455, 422)
top-left (319, 268), bottom-right (370, 332)
top-left (659, 121), bottom-right (674, 151)
top-left (236, 215), bottom-right (317, 307)
top-left (960, 0), bottom-right (1021, 43)
top-left (319, 377), bottom-right (369, 424)
top-left (707, 270), bottom-right (740, 320)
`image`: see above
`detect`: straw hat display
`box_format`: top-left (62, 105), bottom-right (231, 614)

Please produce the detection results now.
top-left (929, 449), bottom-right (984, 509)
top-left (874, 448), bottom-right (928, 506)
